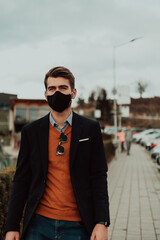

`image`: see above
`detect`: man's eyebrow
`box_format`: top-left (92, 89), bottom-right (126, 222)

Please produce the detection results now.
top-left (59, 85), bottom-right (69, 88)
top-left (47, 84), bottom-right (69, 89)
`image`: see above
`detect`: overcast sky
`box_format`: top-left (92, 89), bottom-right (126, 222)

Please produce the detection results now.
top-left (0, 0), bottom-right (160, 104)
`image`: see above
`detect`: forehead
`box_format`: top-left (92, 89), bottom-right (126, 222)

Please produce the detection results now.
top-left (47, 77), bottom-right (70, 87)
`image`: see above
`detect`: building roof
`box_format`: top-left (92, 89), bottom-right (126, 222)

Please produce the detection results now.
top-left (10, 98), bottom-right (48, 110)
top-left (0, 93), bottom-right (17, 107)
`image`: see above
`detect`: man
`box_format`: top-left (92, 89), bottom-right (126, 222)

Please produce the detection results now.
top-left (125, 125), bottom-right (132, 155)
top-left (5, 66), bottom-right (110, 240)
top-left (117, 129), bottom-right (125, 152)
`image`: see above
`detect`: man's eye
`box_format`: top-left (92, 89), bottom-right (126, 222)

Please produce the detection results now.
top-left (60, 87), bottom-right (67, 90)
top-left (49, 87), bottom-right (55, 91)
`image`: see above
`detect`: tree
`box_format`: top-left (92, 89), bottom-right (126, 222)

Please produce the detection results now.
top-left (96, 88), bottom-right (111, 122)
top-left (136, 80), bottom-right (148, 98)
top-left (88, 91), bottom-right (96, 103)
top-left (77, 97), bottom-right (85, 107)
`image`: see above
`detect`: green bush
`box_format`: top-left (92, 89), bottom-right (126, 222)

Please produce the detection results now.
top-left (103, 139), bottom-right (115, 164)
top-left (102, 133), bottom-right (115, 163)
top-left (102, 133), bottom-right (114, 141)
top-left (0, 167), bottom-right (15, 240)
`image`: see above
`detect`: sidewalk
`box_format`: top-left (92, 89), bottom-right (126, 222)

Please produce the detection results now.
top-left (108, 143), bottom-right (160, 240)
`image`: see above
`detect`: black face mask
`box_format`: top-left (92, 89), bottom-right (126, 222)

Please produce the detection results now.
top-left (47, 91), bottom-right (72, 112)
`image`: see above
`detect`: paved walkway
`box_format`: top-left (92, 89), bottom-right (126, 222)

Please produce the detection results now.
top-left (108, 143), bottom-right (160, 240)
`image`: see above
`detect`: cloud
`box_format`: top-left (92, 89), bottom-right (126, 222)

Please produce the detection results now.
top-left (1, 0), bottom-right (159, 48)
top-left (0, 0), bottom-right (160, 100)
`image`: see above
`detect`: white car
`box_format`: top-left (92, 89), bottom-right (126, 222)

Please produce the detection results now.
top-left (150, 144), bottom-right (160, 159)
top-left (156, 155), bottom-right (160, 171)
top-left (146, 136), bottom-right (160, 150)
top-left (133, 129), bottom-right (154, 143)
top-left (141, 131), bottom-right (160, 147)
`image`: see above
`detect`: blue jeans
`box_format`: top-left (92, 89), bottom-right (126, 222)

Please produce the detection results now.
top-left (126, 141), bottom-right (131, 154)
top-left (25, 214), bottom-right (90, 240)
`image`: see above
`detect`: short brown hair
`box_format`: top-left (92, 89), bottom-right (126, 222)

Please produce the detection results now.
top-left (44, 66), bottom-right (75, 90)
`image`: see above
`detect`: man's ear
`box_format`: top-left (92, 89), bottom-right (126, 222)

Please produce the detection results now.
top-left (44, 91), bottom-right (48, 101)
top-left (72, 88), bottom-right (77, 99)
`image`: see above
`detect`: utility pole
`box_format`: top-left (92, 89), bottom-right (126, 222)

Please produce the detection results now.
top-left (113, 37), bottom-right (142, 157)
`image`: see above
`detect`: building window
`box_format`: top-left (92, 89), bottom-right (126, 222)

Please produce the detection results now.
top-left (29, 106), bottom-right (39, 121)
top-left (40, 106), bottom-right (49, 117)
top-left (15, 106), bottom-right (27, 122)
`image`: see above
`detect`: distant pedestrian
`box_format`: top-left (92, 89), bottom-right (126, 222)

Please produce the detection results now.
top-left (125, 125), bottom-right (132, 155)
top-left (117, 130), bottom-right (125, 152)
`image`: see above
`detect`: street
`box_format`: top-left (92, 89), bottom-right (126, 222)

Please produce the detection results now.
top-left (108, 143), bottom-right (160, 240)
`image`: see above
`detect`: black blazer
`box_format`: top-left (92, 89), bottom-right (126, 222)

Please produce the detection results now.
top-left (5, 112), bottom-right (110, 239)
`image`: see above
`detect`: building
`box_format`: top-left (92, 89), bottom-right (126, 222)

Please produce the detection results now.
top-left (10, 99), bottom-right (50, 147)
top-left (74, 97), bottom-right (160, 128)
top-left (119, 97), bottom-right (160, 128)
top-left (0, 93), bottom-right (17, 134)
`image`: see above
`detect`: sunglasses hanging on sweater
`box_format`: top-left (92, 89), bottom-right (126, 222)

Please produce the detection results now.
top-left (56, 132), bottom-right (68, 155)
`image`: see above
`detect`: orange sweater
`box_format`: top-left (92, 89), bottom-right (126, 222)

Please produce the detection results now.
top-left (36, 123), bottom-right (81, 221)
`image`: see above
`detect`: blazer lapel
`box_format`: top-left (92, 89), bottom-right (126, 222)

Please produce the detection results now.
top-left (70, 112), bottom-right (83, 171)
top-left (38, 113), bottom-right (49, 178)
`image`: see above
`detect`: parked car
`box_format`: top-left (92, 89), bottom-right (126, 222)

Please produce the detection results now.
top-left (131, 128), bottom-right (144, 135)
top-left (139, 131), bottom-right (155, 145)
top-left (104, 126), bottom-right (126, 136)
top-left (146, 136), bottom-right (160, 150)
top-left (156, 154), bottom-right (160, 171)
top-left (142, 131), bottom-right (160, 147)
top-left (150, 144), bottom-right (160, 159)
top-left (104, 126), bottom-right (115, 135)
top-left (133, 129), bottom-right (154, 143)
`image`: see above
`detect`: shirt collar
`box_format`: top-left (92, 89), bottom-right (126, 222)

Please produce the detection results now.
top-left (49, 111), bottom-right (73, 127)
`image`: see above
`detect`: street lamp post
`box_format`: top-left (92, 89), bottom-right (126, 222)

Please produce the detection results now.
top-left (113, 47), bottom-right (117, 143)
top-left (113, 37), bottom-right (142, 156)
